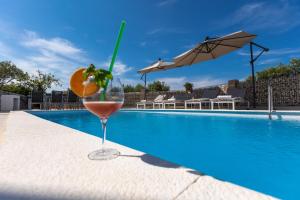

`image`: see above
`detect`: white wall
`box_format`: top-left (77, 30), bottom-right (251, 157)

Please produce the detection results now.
top-left (0, 95), bottom-right (20, 111)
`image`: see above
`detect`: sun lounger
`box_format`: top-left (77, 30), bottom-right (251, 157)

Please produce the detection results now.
top-left (163, 96), bottom-right (176, 109)
top-left (136, 99), bottom-right (154, 109)
top-left (185, 89), bottom-right (219, 109)
top-left (163, 94), bottom-right (191, 109)
top-left (136, 95), bottom-right (166, 109)
top-left (152, 94), bottom-right (166, 109)
top-left (210, 88), bottom-right (249, 110)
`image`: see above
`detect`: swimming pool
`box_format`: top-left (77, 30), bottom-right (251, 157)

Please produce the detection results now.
top-left (29, 110), bottom-right (300, 199)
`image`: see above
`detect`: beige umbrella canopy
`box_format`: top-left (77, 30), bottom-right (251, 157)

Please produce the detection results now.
top-left (174, 31), bottom-right (256, 66)
top-left (138, 31), bottom-right (256, 74)
top-left (137, 31), bottom-right (267, 107)
top-left (138, 60), bottom-right (179, 74)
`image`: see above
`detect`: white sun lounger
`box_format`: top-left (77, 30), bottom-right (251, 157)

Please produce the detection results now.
top-left (185, 98), bottom-right (211, 109)
top-left (184, 89), bottom-right (220, 110)
top-left (152, 95), bottom-right (166, 109)
top-left (210, 95), bottom-right (248, 110)
top-left (163, 96), bottom-right (176, 109)
top-left (136, 100), bottom-right (154, 109)
top-left (163, 94), bottom-right (191, 109)
top-left (210, 88), bottom-right (249, 110)
top-left (136, 95), bottom-right (166, 109)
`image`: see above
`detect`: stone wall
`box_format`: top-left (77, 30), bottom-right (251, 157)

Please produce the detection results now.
top-left (125, 74), bottom-right (300, 109)
top-left (242, 74), bottom-right (300, 108)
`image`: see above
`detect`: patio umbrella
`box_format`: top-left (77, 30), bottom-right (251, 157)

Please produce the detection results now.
top-left (138, 59), bottom-right (178, 100)
top-left (174, 31), bottom-right (256, 66)
top-left (137, 31), bottom-right (267, 107)
top-left (138, 59), bottom-right (178, 74)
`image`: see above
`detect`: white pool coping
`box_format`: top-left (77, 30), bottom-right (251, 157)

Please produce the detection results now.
top-left (122, 108), bottom-right (300, 121)
top-left (125, 108), bottom-right (300, 113)
top-left (0, 111), bottom-right (277, 200)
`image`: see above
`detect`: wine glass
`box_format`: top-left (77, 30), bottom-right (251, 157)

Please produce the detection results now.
top-left (83, 77), bottom-right (124, 160)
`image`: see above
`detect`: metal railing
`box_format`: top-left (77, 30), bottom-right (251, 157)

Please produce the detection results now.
top-left (268, 81), bottom-right (274, 119)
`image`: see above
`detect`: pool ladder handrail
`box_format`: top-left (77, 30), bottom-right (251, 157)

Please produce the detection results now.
top-left (268, 82), bottom-right (274, 120)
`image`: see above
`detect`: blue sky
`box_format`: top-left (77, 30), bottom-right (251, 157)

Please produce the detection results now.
top-left (0, 0), bottom-right (300, 90)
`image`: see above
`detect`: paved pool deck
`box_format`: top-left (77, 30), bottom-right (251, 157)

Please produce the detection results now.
top-left (0, 111), bottom-right (276, 200)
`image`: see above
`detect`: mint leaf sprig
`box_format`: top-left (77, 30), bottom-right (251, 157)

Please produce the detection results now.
top-left (83, 64), bottom-right (113, 88)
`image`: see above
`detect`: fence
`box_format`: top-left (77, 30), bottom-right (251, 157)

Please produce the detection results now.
top-left (2, 74), bottom-right (300, 110)
top-left (125, 74), bottom-right (300, 110)
top-left (242, 73), bottom-right (300, 108)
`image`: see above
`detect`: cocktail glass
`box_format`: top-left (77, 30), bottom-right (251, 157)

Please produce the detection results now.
top-left (83, 77), bottom-right (124, 160)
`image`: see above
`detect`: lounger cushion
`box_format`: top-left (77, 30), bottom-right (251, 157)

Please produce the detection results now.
top-left (167, 96), bottom-right (175, 101)
top-left (216, 95), bottom-right (232, 100)
top-left (186, 98), bottom-right (210, 102)
top-left (154, 95), bottom-right (165, 102)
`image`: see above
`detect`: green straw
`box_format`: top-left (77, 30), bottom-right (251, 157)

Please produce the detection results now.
top-left (101, 20), bottom-right (126, 100)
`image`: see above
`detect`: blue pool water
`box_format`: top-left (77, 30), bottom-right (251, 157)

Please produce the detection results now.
top-left (29, 110), bottom-right (300, 199)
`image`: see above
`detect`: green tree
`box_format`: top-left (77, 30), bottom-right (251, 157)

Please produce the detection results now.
top-left (184, 82), bottom-right (193, 93)
top-left (0, 61), bottom-right (61, 94)
top-left (123, 84), bottom-right (135, 93)
top-left (0, 61), bottom-right (29, 88)
top-left (28, 70), bottom-right (61, 92)
top-left (246, 58), bottom-right (300, 81)
top-left (0, 84), bottom-right (31, 95)
top-left (135, 84), bottom-right (144, 92)
top-left (256, 63), bottom-right (291, 80)
top-left (290, 58), bottom-right (300, 72)
top-left (148, 81), bottom-right (170, 92)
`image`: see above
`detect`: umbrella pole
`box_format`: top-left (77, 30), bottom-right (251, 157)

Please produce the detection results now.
top-left (249, 42), bottom-right (269, 109)
top-left (144, 73), bottom-right (147, 100)
top-left (140, 73), bottom-right (147, 100)
top-left (250, 43), bottom-right (256, 108)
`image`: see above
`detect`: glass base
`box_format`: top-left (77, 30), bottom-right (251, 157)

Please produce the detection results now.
top-left (88, 148), bottom-right (120, 160)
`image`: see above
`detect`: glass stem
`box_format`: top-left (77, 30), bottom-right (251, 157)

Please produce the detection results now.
top-left (101, 118), bottom-right (108, 150)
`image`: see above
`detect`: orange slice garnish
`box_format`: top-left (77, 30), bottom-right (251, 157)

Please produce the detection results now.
top-left (70, 68), bottom-right (99, 97)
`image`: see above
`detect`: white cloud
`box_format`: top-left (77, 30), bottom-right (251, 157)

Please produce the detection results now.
top-left (222, 1), bottom-right (300, 32)
top-left (113, 60), bottom-right (133, 76)
top-left (145, 59), bottom-right (155, 64)
top-left (1, 28), bottom-right (134, 90)
top-left (156, 0), bottom-right (177, 7)
top-left (265, 48), bottom-right (300, 56)
top-left (238, 47), bottom-right (300, 56)
top-left (0, 41), bottom-right (12, 58)
top-left (161, 49), bottom-right (169, 54)
top-left (96, 39), bottom-right (105, 44)
top-left (157, 76), bottom-right (225, 90)
top-left (258, 58), bottom-right (282, 65)
top-left (63, 26), bottom-right (75, 31)
top-left (21, 30), bottom-right (84, 60)
top-left (140, 41), bottom-right (147, 47)
top-left (102, 59), bottom-right (133, 76)
top-left (159, 77), bottom-right (186, 90)
top-left (183, 43), bottom-right (196, 50)
top-left (146, 27), bottom-right (188, 35)
top-left (191, 77), bottom-right (225, 88)
top-left (0, 29), bottom-right (88, 90)
top-left (121, 77), bottom-right (141, 86)
top-left (289, 54), bottom-right (300, 59)
top-left (147, 28), bottom-right (163, 35)
top-left (19, 31), bottom-right (87, 87)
